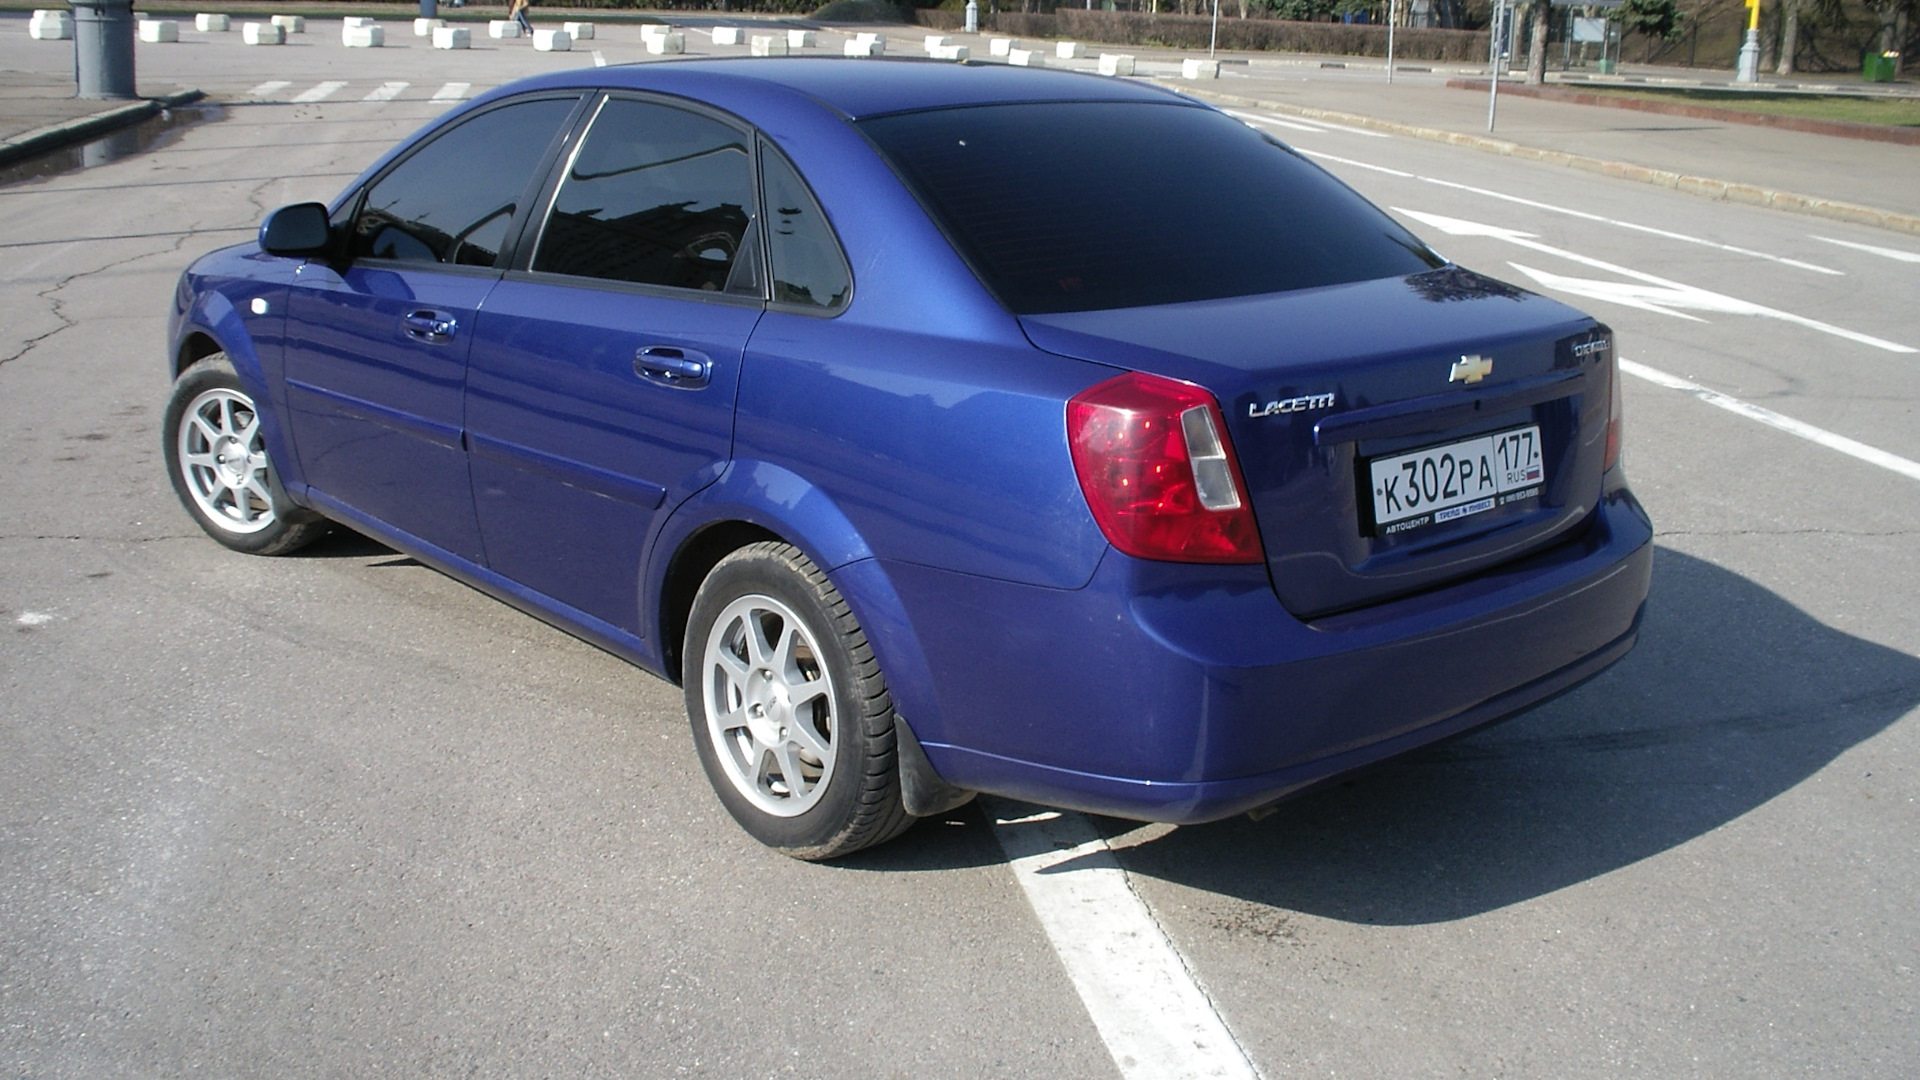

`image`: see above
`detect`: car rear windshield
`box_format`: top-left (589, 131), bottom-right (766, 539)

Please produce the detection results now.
top-left (859, 101), bottom-right (1442, 315)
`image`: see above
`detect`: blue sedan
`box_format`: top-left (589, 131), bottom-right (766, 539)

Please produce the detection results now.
top-left (164, 58), bottom-right (1651, 858)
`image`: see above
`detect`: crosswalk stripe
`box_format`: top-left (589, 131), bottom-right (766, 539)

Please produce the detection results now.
top-left (292, 81), bottom-right (347, 103)
top-left (364, 81), bottom-right (410, 102)
top-left (430, 82), bottom-right (472, 102)
top-left (248, 80), bottom-right (292, 96)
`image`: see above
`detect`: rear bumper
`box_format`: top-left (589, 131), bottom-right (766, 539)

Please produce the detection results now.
top-left (888, 490), bottom-right (1653, 824)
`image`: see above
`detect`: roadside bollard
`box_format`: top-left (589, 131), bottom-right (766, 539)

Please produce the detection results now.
top-left (68, 0), bottom-right (137, 99)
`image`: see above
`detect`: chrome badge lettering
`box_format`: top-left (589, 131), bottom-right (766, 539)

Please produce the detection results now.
top-left (1249, 392), bottom-right (1336, 419)
top-left (1571, 337), bottom-right (1611, 359)
top-left (1449, 354), bottom-right (1494, 385)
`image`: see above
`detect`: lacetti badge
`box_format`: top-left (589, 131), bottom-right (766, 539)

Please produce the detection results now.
top-left (1449, 354), bottom-right (1494, 385)
top-left (1249, 392), bottom-right (1335, 418)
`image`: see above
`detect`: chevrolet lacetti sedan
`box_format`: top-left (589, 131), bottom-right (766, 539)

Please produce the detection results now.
top-left (164, 58), bottom-right (1651, 858)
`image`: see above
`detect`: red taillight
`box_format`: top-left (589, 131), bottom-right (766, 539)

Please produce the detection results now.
top-left (1604, 355), bottom-right (1624, 472)
top-left (1067, 371), bottom-right (1265, 565)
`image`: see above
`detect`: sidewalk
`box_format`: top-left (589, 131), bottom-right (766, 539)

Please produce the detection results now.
top-left (0, 69), bottom-right (199, 167)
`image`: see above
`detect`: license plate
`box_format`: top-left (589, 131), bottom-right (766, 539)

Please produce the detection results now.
top-left (1367, 425), bottom-right (1543, 536)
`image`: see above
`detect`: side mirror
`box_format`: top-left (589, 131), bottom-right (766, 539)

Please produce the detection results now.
top-left (259, 202), bottom-right (333, 256)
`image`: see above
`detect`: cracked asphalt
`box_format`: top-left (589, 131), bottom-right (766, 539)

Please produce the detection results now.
top-left (2, 20), bottom-right (1918, 1080)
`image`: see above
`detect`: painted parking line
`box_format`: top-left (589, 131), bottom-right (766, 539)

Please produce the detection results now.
top-left (292, 81), bottom-right (348, 104)
top-left (248, 80), bottom-right (292, 97)
top-left (431, 82), bottom-right (473, 102)
top-left (1812, 235), bottom-right (1920, 264)
top-left (1228, 108), bottom-right (1389, 139)
top-left (1300, 147), bottom-right (1842, 276)
top-left (987, 800), bottom-right (1260, 1080)
top-left (364, 81), bottom-right (410, 102)
top-left (1395, 208), bottom-right (1913, 354)
top-left (1621, 359), bottom-right (1920, 483)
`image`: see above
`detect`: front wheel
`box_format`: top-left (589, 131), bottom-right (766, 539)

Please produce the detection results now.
top-left (683, 542), bottom-right (914, 859)
top-left (162, 353), bottom-right (328, 556)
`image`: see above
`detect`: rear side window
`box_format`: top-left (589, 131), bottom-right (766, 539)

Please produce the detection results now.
top-left (859, 102), bottom-right (1442, 315)
top-left (760, 142), bottom-right (851, 311)
top-left (352, 96), bottom-right (578, 268)
top-left (533, 98), bottom-right (755, 294)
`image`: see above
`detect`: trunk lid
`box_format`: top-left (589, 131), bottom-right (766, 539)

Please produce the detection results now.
top-left (1023, 268), bottom-right (1614, 617)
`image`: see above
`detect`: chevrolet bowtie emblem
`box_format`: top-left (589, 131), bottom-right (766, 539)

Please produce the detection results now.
top-left (1450, 355), bottom-right (1494, 385)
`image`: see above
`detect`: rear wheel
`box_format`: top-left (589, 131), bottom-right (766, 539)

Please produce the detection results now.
top-left (163, 354), bottom-right (327, 556)
top-left (684, 541), bottom-right (914, 859)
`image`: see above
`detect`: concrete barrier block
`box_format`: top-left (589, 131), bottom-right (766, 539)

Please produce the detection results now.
top-left (988, 37), bottom-right (1016, 56)
top-left (137, 18), bottom-right (178, 42)
top-left (787, 29), bottom-right (815, 48)
top-left (843, 37), bottom-right (883, 57)
top-left (929, 43), bottom-right (969, 61)
top-left (488, 19), bottom-right (520, 38)
top-left (272, 14), bottom-right (304, 32)
top-left (923, 34), bottom-right (950, 52)
top-left (1181, 57), bottom-right (1219, 79)
top-left (711, 26), bottom-right (741, 45)
top-left (640, 24), bottom-right (667, 41)
top-left (342, 16), bottom-right (375, 27)
top-left (533, 28), bottom-right (570, 51)
top-left (1055, 41), bottom-right (1083, 58)
top-left (432, 24), bottom-right (470, 49)
top-left (192, 12), bottom-right (227, 31)
top-left (342, 23), bottom-right (382, 47)
top-left (30, 11), bottom-right (74, 38)
top-left (412, 17), bottom-right (441, 35)
top-left (243, 21), bottom-right (284, 45)
top-left (1097, 52), bottom-right (1134, 76)
top-left (749, 34), bottom-right (787, 56)
top-left (644, 31), bottom-right (684, 54)
top-left (563, 21), bottom-right (594, 39)
top-left (1008, 48), bottom-right (1044, 67)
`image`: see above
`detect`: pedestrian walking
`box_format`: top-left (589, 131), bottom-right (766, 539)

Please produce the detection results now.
top-left (509, 0), bottom-right (533, 35)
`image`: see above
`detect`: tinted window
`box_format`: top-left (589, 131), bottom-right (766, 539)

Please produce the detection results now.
top-left (859, 102), bottom-right (1442, 315)
top-left (533, 99), bottom-right (755, 293)
top-left (761, 143), bottom-right (851, 311)
top-left (352, 97), bottom-right (578, 267)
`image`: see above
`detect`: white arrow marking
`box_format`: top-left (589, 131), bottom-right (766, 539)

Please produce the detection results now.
top-left (1394, 208), bottom-right (1914, 354)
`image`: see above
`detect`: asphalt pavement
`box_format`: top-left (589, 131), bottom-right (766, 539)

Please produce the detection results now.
top-left (3, 14), bottom-right (1918, 1080)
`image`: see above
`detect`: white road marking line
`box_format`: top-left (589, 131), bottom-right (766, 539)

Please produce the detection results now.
top-left (593, 49), bottom-right (607, 67)
top-left (16, 612), bottom-right (54, 627)
top-left (292, 81), bottom-right (347, 104)
top-left (247, 80), bottom-right (292, 96)
top-left (363, 81), bottom-right (409, 102)
top-left (1621, 358), bottom-right (1920, 483)
top-left (431, 82), bottom-right (472, 102)
top-left (1226, 108), bottom-right (1335, 135)
top-left (1396, 208), bottom-right (1915, 354)
top-left (1812, 235), bottom-right (1920, 264)
top-left (1229, 108), bottom-right (1388, 138)
top-left (1302, 149), bottom-right (1843, 275)
top-left (986, 799), bottom-right (1260, 1080)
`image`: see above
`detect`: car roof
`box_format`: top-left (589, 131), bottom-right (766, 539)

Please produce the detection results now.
top-left (538, 56), bottom-right (1199, 121)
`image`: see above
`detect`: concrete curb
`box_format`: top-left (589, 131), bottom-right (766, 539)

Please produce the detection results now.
top-left (1446, 79), bottom-right (1920, 148)
top-left (1185, 87), bottom-right (1920, 237)
top-left (0, 89), bottom-right (205, 169)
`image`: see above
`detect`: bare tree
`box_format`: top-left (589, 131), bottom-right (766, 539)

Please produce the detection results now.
top-left (1525, 0), bottom-right (1550, 84)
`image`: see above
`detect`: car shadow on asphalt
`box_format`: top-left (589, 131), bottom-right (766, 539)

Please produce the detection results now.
top-left (850, 546), bottom-right (1920, 917)
top-left (1100, 545), bottom-right (1920, 923)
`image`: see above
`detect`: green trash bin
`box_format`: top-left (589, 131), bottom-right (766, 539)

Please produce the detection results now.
top-left (1596, 58), bottom-right (1616, 74)
top-left (1862, 51), bottom-right (1898, 82)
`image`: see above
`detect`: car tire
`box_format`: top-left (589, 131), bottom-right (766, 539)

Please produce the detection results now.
top-left (684, 541), bottom-right (915, 859)
top-left (163, 353), bottom-right (328, 556)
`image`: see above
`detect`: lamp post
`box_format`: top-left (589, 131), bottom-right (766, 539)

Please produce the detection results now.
top-left (68, 0), bottom-right (136, 100)
top-left (1386, 0), bottom-right (1397, 83)
top-left (1735, 0), bottom-right (1761, 82)
top-left (1487, 0), bottom-right (1506, 130)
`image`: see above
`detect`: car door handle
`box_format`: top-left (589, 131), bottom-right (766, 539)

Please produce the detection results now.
top-left (403, 310), bottom-right (458, 344)
top-left (633, 346), bottom-right (712, 390)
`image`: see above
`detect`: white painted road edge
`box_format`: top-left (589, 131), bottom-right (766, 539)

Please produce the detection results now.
top-left (1621, 358), bottom-right (1920, 483)
top-left (984, 798), bottom-right (1261, 1080)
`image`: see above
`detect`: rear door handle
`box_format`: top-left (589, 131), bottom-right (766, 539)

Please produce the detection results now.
top-left (403, 309), bottom-right (458, 344)
top-left (634, 346), bottom-right (712, 390)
